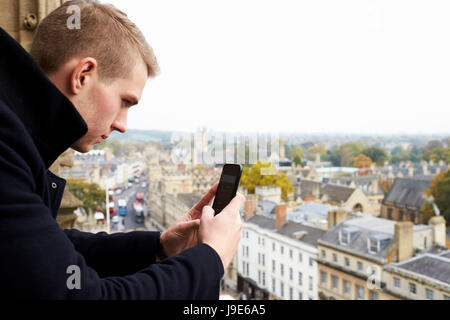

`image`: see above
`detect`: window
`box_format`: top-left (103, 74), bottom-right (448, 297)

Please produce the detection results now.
top-left (272, 242), bottom-right (275, 252)
top-left (298, 272), bottom-right (303, 286)
top-left (343, 280), bottom-right (350, 295)
top-left (258, 270), bottom-right (261, 284)
top-left (280, 245), bottom-right (284, 255)
top-left (246, 262), bottom-right (249, 276)
top-left (309, 257), bottom-right (314, 267)
top-left (369, 291), bottom-right (378, 300)
top-left (394, 277), bottom-right (401, 289)
top-left (426, 289), bottom-right (434, 300)
top-left (272, 278), bottom-right (276, 292)
top-left (356, 285), bottom-right (364, 300)
top-left (332, 276), bottom-right (338, 290)
top-left (280, 282), bottom-right (284, 297)
top-left (258, 237), bottom-right (260, 245)
top-left (272, 260), bottom-right (276, 273)
top-left (344, 257), bottom-right (350, 267)
top-left (298, 292), bottom-right (303, 300)
top-left (424, 237), bottom-right (427, 249)
top-left (258, 253), bottom-right (261, 265)
top-left (299, 252), bottom-right (303, 263)
top-left (262, 254), bottom-right (265, 266)
top-left (242, 261), bottom-right (245, 274)
top-left (246, 246), bottom-right (249, 257)
top-left (369, 239), bottom-right (379, 253)
top-left (280, 263), bottom-right (284, 277)
top-left (321, 250), bottom-right (326, 259)
top-left (332, 253), bottom-right (337, 263)
top-left (289, 268), bottom-right (293, 281)
top-left (262, 272), bottom-right (266, 286)
top-left (340, 231), bottom-right (349, 245)
top-left (262, 238), bottom-right (265, 246)
top-left (320, 271), bottom-right (327, 286)
top-left (358, 261), bottom-right (363, 272)
top-left (409, 283), bottom-right (417, 295)
top-left (289, 249), bottom-right (293, 259)
top-left (309, 276), bottom-right (313, 291)
top-left (289, 287), bottom-right (293, 300)
top-left (242, 246), bottom-right (245, 256)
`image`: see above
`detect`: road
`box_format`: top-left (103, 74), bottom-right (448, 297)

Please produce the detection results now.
top-left (111, 181), bottom-right (153, 232)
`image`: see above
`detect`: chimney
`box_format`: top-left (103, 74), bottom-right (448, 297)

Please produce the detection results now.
top-left (275, 204), bottom-right (287, 229)
top-left (312, 182), bottom-right (320, 198)
top-left (428, 216), bottom-right (446, 247)
top-left (244, 198), bottom-right (255, 220)
top-left (395, 221), bottom-right (414, 262)
top-left (327, 209), bottom-right (347, 230)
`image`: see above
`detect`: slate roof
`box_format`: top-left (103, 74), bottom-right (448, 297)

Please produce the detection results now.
top-left (318, 215), bottom-right (397, 263)
top-left (387, 252), bottom-right (450, 285)
top-left (296, 179), bottom-right (357, 203)
top-left (245, 215), bottom-right (326, 247)
top-left (383, 177), bottom-right (431, 209)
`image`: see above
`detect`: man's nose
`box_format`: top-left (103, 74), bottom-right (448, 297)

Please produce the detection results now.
top-left (112, 109), bottom-right (127, 133)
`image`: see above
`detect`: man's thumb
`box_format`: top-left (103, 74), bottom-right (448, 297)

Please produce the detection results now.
top-left (201, 205), bottom-right (215, 221)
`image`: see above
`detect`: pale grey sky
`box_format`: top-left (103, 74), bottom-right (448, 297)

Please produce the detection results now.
top-left (108, 0), bottom-right (450, 134)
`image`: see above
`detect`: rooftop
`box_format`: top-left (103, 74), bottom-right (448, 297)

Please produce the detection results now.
top-left (388, 252), bottom-right (450, 285)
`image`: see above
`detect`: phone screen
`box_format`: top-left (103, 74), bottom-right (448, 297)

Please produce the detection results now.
top-left (212, 164), bottom-right (242, 215)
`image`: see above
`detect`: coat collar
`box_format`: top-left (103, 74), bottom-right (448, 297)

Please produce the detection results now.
top-left (0, 27), bottom-right (88, 169)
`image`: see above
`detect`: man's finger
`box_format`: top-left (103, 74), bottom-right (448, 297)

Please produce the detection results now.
top-left (223, 192), bottom-right (246, 214)
top-left (179, 219), bottom-right (200, 231)
top-left (193, 182), bottom-right (219, 212)
top-left (201, 205), bottom-right (215, 222)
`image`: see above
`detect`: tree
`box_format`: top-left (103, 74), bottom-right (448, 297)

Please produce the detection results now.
top-left (240, 160), bottom-right (294, 202)
top-left (362, 147), bottom-right (388, 166)
top-left (422, 147), bottom-right (450, 164)
top-left (306, 145), bottom-right (327, 161)
top-left (66, 179), bottom-right (106, 214)
top-left (290, 146), bottom-right (304, 166)
top-left (422, 169), bottom-right (450, 226)
top-left (425, 139), bottom-right (443, 151)
top-left (353, 154), bottom-right (372, 169)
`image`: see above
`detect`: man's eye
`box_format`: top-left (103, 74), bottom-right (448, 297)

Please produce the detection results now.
top-left (122, 99), bottom-right (132, 107)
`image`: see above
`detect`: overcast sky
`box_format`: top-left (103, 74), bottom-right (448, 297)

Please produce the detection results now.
top-left (108, 0), bottom-right (450, 135)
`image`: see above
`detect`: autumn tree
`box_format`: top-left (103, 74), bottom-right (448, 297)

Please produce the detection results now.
top-left (240, 160), bottom-right (294, 202)
top-left (353, 154), bottom-right (372, 169)
top-left (421, 169), bottom-right (450, 225)
top-left (306, 145), bottom-right (327, 161)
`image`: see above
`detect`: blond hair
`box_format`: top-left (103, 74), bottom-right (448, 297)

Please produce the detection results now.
top-left (30, 0), bottom-right (159, 82)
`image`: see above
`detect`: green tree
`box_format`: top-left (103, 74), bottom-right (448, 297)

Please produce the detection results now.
top-left (422, 169), bottom-right (450, 226)
top-left (425, 139), bottom-right (443, 151)
top-left (422, 147), bottom-right (450, 164)
top-left (290, 146), bottom-right (304, 166)
top-left (66, 179), bottom-right (106, 214)
top-left (240, 160), bottom-right (294, 202)
top-left (362, 147), bottom-right (388, 166)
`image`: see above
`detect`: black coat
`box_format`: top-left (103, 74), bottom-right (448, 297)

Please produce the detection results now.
top-left (0, 27), bottom-right (224, 299)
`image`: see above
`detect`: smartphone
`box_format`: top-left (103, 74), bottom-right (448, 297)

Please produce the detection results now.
top-left (212, 164), bottom-right (243, 215)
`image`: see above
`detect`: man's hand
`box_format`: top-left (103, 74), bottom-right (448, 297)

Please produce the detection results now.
top-left (159, 183), bottom-right (219, 257)
top-left (199, 192), bottom-right (245, 270)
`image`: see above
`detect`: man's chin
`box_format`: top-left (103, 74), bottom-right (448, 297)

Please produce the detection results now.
top-left (71, 142), bottom-right (94, 153)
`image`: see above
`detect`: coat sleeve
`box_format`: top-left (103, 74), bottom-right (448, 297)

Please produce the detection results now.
top-left (0, 123), bottom-right (224, 300)
top-left (63, 229), bottom-right (161, 277)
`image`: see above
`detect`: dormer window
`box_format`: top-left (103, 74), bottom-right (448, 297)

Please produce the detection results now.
top-left (339, 227), bottom-right (359, 246)
top-left (368, 238), bottom-right (379, 254)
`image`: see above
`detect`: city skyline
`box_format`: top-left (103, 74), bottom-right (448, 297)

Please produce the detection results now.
top-left (110, 0), bottom-right (450, 135)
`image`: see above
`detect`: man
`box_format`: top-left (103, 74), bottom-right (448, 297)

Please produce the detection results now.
top-left (0, 0), bottom-right (244, 299)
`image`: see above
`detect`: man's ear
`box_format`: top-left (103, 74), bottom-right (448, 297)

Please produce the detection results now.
top-left (69, 57), bottom-right (98, 95)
